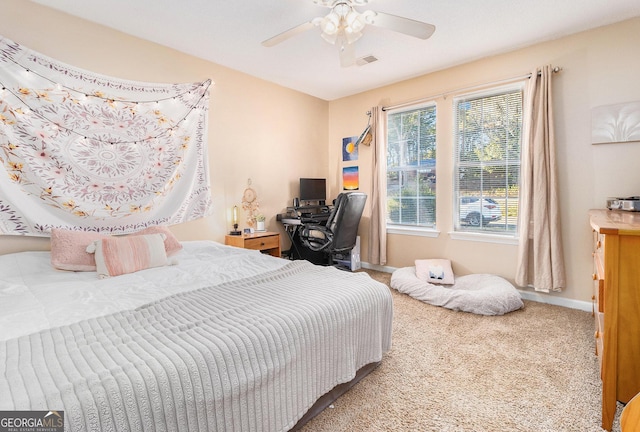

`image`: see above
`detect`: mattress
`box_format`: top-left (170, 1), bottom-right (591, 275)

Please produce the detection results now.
top-left (0, 241), bottom-right (288, 341)
top-left (0, 241), bottom-right (393, 431)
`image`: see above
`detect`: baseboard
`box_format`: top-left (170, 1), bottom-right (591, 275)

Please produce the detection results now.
top-left (361, 262), bottom-right (397, 274)
top-left (516, 290), bottom-right (592, 312)
top-left (361, 262), bottom-right (593, 313)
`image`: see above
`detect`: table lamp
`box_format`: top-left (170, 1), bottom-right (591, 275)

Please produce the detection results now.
top-left (229, 205), bottom-right (241, 235)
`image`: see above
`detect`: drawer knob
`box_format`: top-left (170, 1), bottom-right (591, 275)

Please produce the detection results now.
top-left (595, 330), bottom-right (599, 339)
top-left (592, 273), bottom-right (597, 281)
top-left (597, 240), bottom-right (602, 248)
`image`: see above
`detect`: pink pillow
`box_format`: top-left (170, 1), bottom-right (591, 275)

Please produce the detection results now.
top-left (132, 225), bottom-right (182, 256)
top-left (87, 233), bottom-right (173, 279)
top-left (415, 259), bottom-right (455, 285)
top-left (50, 228), bottom-right (109, 271)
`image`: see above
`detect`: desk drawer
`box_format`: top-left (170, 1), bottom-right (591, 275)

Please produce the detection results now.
top-left (244, 235), bottom-right (279, 251)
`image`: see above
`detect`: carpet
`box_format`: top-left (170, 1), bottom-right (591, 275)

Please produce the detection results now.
top-left (300, 269), bottom-right (623, 432)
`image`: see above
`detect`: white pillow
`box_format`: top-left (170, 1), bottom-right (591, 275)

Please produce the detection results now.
top-left (415, 259), bottom-right (455, 285)
top-left (86, 233), bottom-right (175, 279)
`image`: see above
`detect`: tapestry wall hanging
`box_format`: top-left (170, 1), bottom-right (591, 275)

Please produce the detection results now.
top-left (0, 36), bottom-right (213, 236)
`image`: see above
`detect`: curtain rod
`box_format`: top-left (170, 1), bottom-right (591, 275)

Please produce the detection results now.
top-left (380, 66), bottom-right (562, 112)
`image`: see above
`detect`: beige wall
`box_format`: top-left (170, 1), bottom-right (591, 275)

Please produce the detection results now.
top-left (0, 0), bottom-right (329, 254)
top-left (328, 17), bottom-right (640, 303)
top-left (2, 2), bottom-right (640, 305)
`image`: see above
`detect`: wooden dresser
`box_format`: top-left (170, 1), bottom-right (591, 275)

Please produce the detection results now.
top-left (589, 209), bottom-right (640, 431)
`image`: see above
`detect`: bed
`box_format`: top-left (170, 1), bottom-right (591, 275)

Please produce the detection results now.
top-left (0, 240), bottom-right (393, 431)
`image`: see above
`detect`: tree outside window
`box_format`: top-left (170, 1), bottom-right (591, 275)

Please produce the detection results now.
top-left (386, 104), bottom-right (437, 228)
top-left (454, 86), bottom-right (523, 234)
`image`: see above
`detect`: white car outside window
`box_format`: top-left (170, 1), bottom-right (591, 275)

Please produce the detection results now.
top-left (459, 197), bottom-right (502, 227)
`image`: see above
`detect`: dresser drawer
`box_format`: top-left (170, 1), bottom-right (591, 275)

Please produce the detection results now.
top-left (595, 311), bottom-right (604, 377)
top-left (243, 234), bottom-right (280, 251)
top-left (593, 253), bottom-right (605, 313)
top-left (593, 230), bottom-right (604, 254)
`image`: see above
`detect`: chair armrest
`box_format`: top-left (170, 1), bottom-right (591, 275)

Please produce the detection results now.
top-left (299, 224), bottom-right (334, 252)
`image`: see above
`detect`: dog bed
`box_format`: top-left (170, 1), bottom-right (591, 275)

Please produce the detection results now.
top-left (391, 266), bottom-right (524, 315)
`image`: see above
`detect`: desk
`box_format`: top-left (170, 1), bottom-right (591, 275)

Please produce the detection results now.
top-left (225, 231), bottom-right (281, 257)
top-left (279, 213), bottom-right (330, 264)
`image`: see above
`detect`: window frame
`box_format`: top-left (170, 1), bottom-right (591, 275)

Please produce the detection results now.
top-left (385, 101), bottom-right (438, 234)
top-left (451, 82), bottom-right (525, 239)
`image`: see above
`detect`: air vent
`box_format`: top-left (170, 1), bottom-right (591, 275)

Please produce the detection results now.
top-left (356, 55), bottom-right (378, 66)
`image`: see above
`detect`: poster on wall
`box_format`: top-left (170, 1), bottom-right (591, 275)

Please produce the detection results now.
top-left (342, 136), bottom-right (358, 161)
top-left (343, 166), bottom-right (359, 190)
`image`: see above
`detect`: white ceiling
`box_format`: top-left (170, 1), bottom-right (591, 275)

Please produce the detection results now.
top-left (31, 0), bottom-right (640, 101)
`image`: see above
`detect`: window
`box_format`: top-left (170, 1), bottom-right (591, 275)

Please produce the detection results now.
top-left (453, 85), bottom-right (523, 235)
top-left (386, 103), bottom-right (437, 228)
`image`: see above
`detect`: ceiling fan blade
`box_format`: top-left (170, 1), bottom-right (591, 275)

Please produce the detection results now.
top-left (262, 21), bottom-right (316, 47)
top-left (339, 41), bottom-right (356, 68)
top-left (367, 11), bottom-right (435, 40)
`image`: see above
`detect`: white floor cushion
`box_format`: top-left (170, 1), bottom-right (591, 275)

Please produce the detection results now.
top-left (391, 266), bottom-right (524, 316)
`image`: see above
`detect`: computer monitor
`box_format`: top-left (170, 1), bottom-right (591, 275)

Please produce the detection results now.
top-left (299, 178), bottom-right (326, 202)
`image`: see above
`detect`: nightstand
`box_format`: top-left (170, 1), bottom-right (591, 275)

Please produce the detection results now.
top-left (224, 231), bottom-right (281, 257)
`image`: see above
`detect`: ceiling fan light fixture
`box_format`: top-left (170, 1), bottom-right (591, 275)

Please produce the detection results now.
top-left (333, 3), bottom-right (351, 17)
top-left (320, 12), bottom-right (340, 35)
top-left (321, 31), bottom-right (338, 44)
top-left (314, 0), bottom-right (369, 4)
top-left (345, 10), bottom-right (365, 33)
top-left (343, 29), bottom-right (362, 44)
top-left (262, 0), bottom-right (435, 68)
top-left (361, 9), bottom-right (377, 25)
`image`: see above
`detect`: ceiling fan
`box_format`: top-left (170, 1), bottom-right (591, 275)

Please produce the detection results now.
top-left (262, 0), bottom-right (436, 67)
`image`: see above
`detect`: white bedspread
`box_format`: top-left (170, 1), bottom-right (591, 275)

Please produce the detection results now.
top-left (0, 241), bottom-right (288, 341)
top-left (0, 241), bottom-right (393, 431)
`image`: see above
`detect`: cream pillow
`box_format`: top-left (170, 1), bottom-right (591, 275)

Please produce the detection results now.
top-left (132, 225), bottom-right (183, 256)
top-left (415, 259), bottom-right (455, 285)
top-left (86, 233), bottom-right (175, 279)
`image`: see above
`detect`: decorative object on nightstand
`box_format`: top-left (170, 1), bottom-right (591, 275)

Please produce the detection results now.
top-left (255, 214), bottom-right (266, 232)
top-left (229, 205), bottom-right (241, 236)
top-left (225, 231), bottom-right (281, 257)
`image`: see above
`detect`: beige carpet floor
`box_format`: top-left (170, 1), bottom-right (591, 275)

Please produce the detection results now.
top-left (301, 269), bottom-right (624, 432)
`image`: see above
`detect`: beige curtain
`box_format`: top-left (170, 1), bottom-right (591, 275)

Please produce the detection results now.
top-left (515, 65), bottom-right (565, 292)
top-left (368, 106), bottom-right (387, 265)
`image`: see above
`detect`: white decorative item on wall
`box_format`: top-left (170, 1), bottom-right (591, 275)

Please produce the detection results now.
top-left (0, 35), bottom-right (213, 236)
top-left (241, 178), bottom-right (260, 228)
top-left (591, 101), bottom-right (640, 144)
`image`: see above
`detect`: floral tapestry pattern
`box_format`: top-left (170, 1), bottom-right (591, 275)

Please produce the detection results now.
top-left (0, 36), bottom-right (213, 236)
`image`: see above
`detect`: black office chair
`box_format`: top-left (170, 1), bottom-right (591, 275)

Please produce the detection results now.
top-left (299, 192), bottom-right (367, 269)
